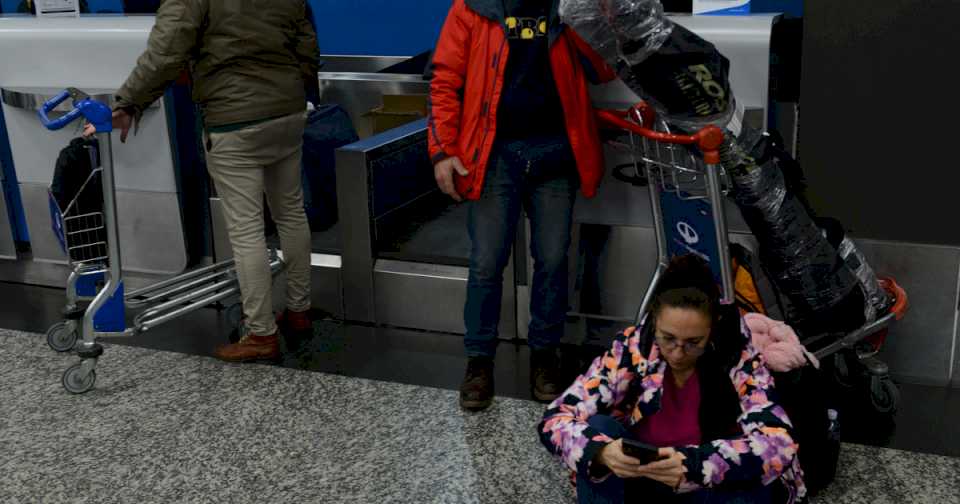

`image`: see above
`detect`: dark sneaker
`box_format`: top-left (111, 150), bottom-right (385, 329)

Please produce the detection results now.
top-left (531, 348), bottom-right (562, 403)
top-left (459, 357), bottom-right (495, 411)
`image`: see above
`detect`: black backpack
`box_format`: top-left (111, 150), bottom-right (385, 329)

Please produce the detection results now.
top-left (50, 138), bottom-right (106, 262)
top-left (773, 363), bottom-right (840, 497)
top-left (729, 243), bottom-right (840, 496)
top-left (301, 104), bottom-right (359, 232)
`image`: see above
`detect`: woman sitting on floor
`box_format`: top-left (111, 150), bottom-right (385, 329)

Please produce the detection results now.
top-left (539, 255), bottom-right (806, 503)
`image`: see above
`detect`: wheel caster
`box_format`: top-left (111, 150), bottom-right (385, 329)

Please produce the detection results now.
top-left (46, 321), bottom-right (78, 353)
top-left (869, 375), bottom-right (899, 414)
top-left (62, 362), bottom-right (96, 394)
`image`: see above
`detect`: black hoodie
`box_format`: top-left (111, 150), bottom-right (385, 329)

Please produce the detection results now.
top-left (496, 0), bottom-right (568, 141)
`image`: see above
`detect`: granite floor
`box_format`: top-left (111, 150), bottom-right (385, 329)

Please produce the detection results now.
top-left (0, 330), bottom-right (573, 504)
top-left (2, 282), bottom-right (958, 460)
top-left (2, 329), bottom-right (959, 504)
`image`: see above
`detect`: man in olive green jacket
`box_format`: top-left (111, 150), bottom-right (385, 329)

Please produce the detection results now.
top-left (99, 0), bottom-right (320, 362)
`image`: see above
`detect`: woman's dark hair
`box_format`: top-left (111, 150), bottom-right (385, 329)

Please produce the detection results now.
top-left (645, 254), bottom-right (743, 367)
top-left (650, 254), bottom-right (720, 326)
top-left (641, 254), bottom-right (745, 441)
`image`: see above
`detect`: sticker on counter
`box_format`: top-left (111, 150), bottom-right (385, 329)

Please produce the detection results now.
top-left (36, 0), bottom-right (80, 18)
top-left (692, 0), bottom-right (751, 15)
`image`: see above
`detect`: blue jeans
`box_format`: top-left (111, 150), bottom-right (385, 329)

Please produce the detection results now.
top-left (463, 146), bottom-right (577, 357)
top-left (577, 416), bottom-right (775, 504)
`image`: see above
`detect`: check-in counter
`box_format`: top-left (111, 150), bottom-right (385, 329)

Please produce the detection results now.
top-left (0, 13), bottom-right (789, 338)
top-left (0, 171), bottom-right (15, 259)
top-left (332, 15), bottom-right (787, 339)
top-left (0, 16), bottom-right (187, 277)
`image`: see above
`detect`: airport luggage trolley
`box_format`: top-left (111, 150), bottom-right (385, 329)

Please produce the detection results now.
top-left (596, 102), bottom-right (909, 412)
top-left (39, 88), bottom-right (283, 394)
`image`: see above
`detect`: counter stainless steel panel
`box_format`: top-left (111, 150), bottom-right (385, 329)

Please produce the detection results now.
top-left (854, 239), bottom-right (960, 387)
top-left (0, 179), bottom-right (15, 260)
top-left (318, 73), bottom-right (429, 140)
top-left (0, 88), bottom-right (160, 114)
top-left (2, 97), bottom-right (187, 274)
top-left (570, 225), bottom-right (658, 322)
top-left (1, 90), bottom-right (173, 192)
top-left (336, 129), bottom-right (384, 323)
top-left (374, 258), bottom-right (516, 339)
top-left (308, 253), bottom-right (345, 319)
top-left (319, 55), bottom-right (409, 74)
top-left (19, 181), bottom-right (188, 274)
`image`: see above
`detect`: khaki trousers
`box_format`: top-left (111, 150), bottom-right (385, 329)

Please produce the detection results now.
top-left (206, 112), bottom-right (311, 336)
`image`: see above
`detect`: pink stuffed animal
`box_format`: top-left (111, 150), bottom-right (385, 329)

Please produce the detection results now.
top-left (743, 313), bottom-right (819, 372)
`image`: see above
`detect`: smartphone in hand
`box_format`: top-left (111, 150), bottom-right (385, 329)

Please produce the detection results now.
top-left (621, 439), bottom-right (663, 464)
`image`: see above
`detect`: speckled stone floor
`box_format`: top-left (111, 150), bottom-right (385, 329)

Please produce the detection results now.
top-left (2, 330), bottom-right (958, 503)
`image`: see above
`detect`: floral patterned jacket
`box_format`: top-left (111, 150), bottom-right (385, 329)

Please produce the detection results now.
top-left (538, 321), bottom-right (807, 502)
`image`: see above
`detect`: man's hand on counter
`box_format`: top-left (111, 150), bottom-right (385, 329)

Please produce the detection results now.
top-left (82, 109), bottom-right (133, 143)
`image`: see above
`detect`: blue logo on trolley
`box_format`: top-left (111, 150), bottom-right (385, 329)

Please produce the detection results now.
top-left (660, 190), bottom-right (724, 285)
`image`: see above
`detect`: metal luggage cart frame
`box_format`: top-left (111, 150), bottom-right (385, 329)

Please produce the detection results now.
top-left (596, 102), bottom-right (908, 411)
top-left (40, 88), bottom-right (284, 394)
top-left (597, 103), bottom-right (733, 319)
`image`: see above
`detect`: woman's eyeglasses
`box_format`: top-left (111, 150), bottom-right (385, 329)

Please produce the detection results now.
top-left (655, 335), bottom-right (706, 356)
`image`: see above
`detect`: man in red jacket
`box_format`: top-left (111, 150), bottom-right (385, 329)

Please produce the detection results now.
top-left (429, 0), bottom-right (615, 411)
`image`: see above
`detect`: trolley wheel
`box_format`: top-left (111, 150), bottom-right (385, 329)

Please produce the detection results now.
top-left (869, 375), bottom-right (900, 414)
top-left (831, 352), bottom-right (856, 389)
top-left (46, 321), bottom-right (78, 353)
top-left (61, 363), bottom-right (96, 395)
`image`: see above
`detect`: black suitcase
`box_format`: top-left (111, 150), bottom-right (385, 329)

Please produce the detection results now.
top-left (301, 104), bottom-right (359, 232)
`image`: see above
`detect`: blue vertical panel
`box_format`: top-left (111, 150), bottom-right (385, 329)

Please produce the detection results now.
top-left (86, 0), bottom-right (122, 13)
top-left (308, 0), bottom-right (450, 56)
top-left (2, 1), bottom-right (457, 54)
top-left (751, 0), bottom-right (803, 17)
top-left (0, 0), bottom-right (26, 13)
top-left (0, 104), bottom-right (29, 242)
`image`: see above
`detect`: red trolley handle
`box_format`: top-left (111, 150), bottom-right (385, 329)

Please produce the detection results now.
top-left (596, 103), bottom-right (725, 165)
top-left (878, 277), bottom-right (909, 322)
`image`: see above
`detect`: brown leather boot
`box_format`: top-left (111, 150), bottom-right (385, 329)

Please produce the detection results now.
top-left (277, 309), bottom-right (312, 333)
top-left (214, 333), bottom-right (280, 362)
top-left (531, 348), bottom-right (562, 403)
top-left (459, 357), bottom-right (495, 411)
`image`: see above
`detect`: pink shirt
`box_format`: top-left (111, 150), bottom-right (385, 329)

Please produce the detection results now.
top-left (632, 368), bottom-right (702, 447)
